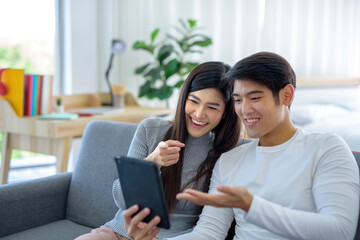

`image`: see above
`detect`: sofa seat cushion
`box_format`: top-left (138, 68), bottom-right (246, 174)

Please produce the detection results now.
top-left (1, 220), bottom-right (91, 240)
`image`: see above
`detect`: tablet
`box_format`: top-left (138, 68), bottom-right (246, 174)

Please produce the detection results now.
top-left (114, 155), bottom-right (170, 229)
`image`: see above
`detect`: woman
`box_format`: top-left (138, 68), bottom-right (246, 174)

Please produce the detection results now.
top-left (75, 61), bottom-right (241, 240)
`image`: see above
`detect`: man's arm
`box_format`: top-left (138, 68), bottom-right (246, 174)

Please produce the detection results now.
top-left (178, 135), bottom-right (360, 240)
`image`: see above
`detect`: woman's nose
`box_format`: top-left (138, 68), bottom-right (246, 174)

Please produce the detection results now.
top-left (194, 106), bottom-right (206, 118)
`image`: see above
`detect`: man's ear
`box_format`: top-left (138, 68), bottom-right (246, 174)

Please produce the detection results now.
top-left (282, 84), bottom-right (294, 107)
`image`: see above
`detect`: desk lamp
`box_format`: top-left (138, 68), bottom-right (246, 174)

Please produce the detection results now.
top-left (103, 39), bottom-right (126, 106)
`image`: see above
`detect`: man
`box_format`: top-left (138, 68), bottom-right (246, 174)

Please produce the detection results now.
top-left (125, 52), bottom-right (359, 240)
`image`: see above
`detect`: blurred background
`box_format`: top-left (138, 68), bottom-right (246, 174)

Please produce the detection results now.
top-left (1, 0), bottom-right (359, 182)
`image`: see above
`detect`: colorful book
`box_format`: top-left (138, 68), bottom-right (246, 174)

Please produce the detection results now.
top-left (31, 75), bottom-right (38, 116)
top-left (0, 68), bottom-right (25, 117)
top-left (24, 74), bottom-right (30, 116)
top-left (27, 75), bottom-right (34, 116)
top-left (40, 75), bottom-right (54, 114)
top-left (38, 113), bottom-right (79, 120)
top-left (37, 75), bottom-right (43, 115)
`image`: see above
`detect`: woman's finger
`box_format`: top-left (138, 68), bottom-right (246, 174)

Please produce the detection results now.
top-left (165, 140), bottom-right (185, 147)
top-left (158, 141), bottom-right (168, 149)
top-left (137, 216), bottom-right (161, 239)
top-left (130, 208), bottom-right (151, 227)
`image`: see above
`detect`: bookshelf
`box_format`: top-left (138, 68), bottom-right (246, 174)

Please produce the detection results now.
top-left (0, 92), bottom-right (173, 184)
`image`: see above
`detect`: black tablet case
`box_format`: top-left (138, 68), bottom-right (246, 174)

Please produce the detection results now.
top-left (114, 155), bottom-right (170, 229)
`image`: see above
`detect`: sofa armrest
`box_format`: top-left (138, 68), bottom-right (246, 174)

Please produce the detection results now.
top-left (0, 172), bottom-right (72, 237)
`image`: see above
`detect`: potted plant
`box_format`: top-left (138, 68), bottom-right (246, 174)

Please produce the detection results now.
top-left (133, 19), bottom-right (212, 108)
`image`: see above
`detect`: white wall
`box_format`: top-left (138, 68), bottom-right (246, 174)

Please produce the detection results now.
top-left (61, 0), bottom-right (99, 94)
top-left (63, 0), bottom-right (360, 108)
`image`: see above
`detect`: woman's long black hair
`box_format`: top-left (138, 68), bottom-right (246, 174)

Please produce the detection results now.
top-left (160, 61), bottom-right (241, 212)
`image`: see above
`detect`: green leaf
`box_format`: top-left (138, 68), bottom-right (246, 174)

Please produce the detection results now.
top-left (188, 19), bottom-right (196, 28)
top-left (189, 37), bottom-right (212, 47)
top-left (184, 33), bottom-right (208, 41)
top-left (183, 62), bottom-right (198, 70)
top-left (151, 28), bottom-right (160, 43)
top-left (165, 59), bottom-right (179, 78)
top-left (132, 41), bottom-right (154, 53)
top-left (138, 81), bottom-right (151, 98)
top-left (147, 88), bottom-right (158, 99)
top-left (133, 41), bottom-right (147, 49)
top-left (188, 50), bottom-right (203, 54)
top-left (144, 68), bottom-right (161, 83)
top-left (157, 85), bottom-right (173, 100)
top-left (135, 63), bottom-right (151, 74)
top-left (157, 44), bottom-right (173, 64)
top-left (174, 80), bottom-right (185, 88)
top-left (180, 62), bottom-right (198, 76)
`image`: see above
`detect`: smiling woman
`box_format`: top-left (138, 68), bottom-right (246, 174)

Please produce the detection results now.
top-left (75, 61), bottom-right (242, 240)
top-left (185, 88), bottom-right (226, 138)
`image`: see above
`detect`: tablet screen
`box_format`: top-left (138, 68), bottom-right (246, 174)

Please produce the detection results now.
top-left (114, 155), bottom-right (170, 229)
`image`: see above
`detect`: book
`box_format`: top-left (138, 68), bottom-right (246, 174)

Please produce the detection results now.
top-left (40, 75), bottom-right (53, 114)
top-left (25, 74), bottom-right (34, 116)
top-left (38, 113), bottom-right (79, 120)
top-left (31, 75), bottom-right (38, 116)
top-left (0, 68), bottom-right (25, 117)
top-left (37, 75), bottom-right (43, 115)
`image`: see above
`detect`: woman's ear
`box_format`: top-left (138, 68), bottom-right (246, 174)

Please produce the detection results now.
top-left (282, 84), bottom-right (294, 107)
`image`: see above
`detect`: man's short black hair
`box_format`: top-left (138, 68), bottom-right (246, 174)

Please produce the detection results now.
top-left (226, 52), bottom-right (296, 104)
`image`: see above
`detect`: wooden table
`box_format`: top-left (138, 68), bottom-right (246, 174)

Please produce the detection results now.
top-left (0, 93), bottom-right (173, 184)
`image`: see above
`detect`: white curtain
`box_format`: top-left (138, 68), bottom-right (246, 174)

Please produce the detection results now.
top-left (93, 0), bottom-right (360, 106)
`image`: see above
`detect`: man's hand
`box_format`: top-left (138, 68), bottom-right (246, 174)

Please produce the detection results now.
top-left (146, 140), bottom-right (185, 168)
top-left (176, 185), bottom-right (254, 212)
top-left (124, 205), bottom-right (161, 240)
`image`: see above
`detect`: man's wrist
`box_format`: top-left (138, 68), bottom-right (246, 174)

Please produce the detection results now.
top-left (242, 193), bottom-right (254, 212)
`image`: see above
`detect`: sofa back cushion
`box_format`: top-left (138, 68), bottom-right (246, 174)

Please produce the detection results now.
top-left (66, 120), bottom-right (137, 228)
top-left (353, 151), bottom-right (360, 240)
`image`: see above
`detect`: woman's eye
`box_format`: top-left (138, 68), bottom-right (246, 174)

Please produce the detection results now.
top-left (208, 106), bottom-right (217, 110)
top-left (190, 99), bottom-right (198, 104)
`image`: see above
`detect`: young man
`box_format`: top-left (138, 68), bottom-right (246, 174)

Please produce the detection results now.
top-left (124, 52), bottom-right (359, 240)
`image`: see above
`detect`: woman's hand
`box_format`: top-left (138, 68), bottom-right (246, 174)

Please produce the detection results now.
top-left (124, 205), bottom-right (161, 240)
top-left (146, 140), bottom-right (185, 168)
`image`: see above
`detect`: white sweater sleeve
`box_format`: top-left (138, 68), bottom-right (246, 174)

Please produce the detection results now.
top-left (167, 161), bottom-right (234, 240)
top-left (245, 136), bottom-right (359, 240)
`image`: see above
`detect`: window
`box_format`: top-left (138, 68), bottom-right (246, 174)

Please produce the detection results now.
top-left (0, 0), bottom-right (56, 183)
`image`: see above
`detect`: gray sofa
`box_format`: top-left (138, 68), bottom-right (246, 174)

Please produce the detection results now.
top-left (0, 120), bottom-right (359, 239)
top-left (0, 120), bottom-right (138, 240)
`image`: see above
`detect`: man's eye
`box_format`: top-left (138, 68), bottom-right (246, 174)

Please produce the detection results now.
top-left (251, 97), bottom-right (261, 101)
top-left (234, 98), bottom-right (242, 103)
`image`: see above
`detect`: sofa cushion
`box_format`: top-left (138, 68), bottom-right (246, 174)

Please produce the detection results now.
top-left (353, 151), bottom-right (360, 240)
top-left (66, 120), bottom-right (138, 228)
top-left (1, 220), bottom-right (91, 240)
